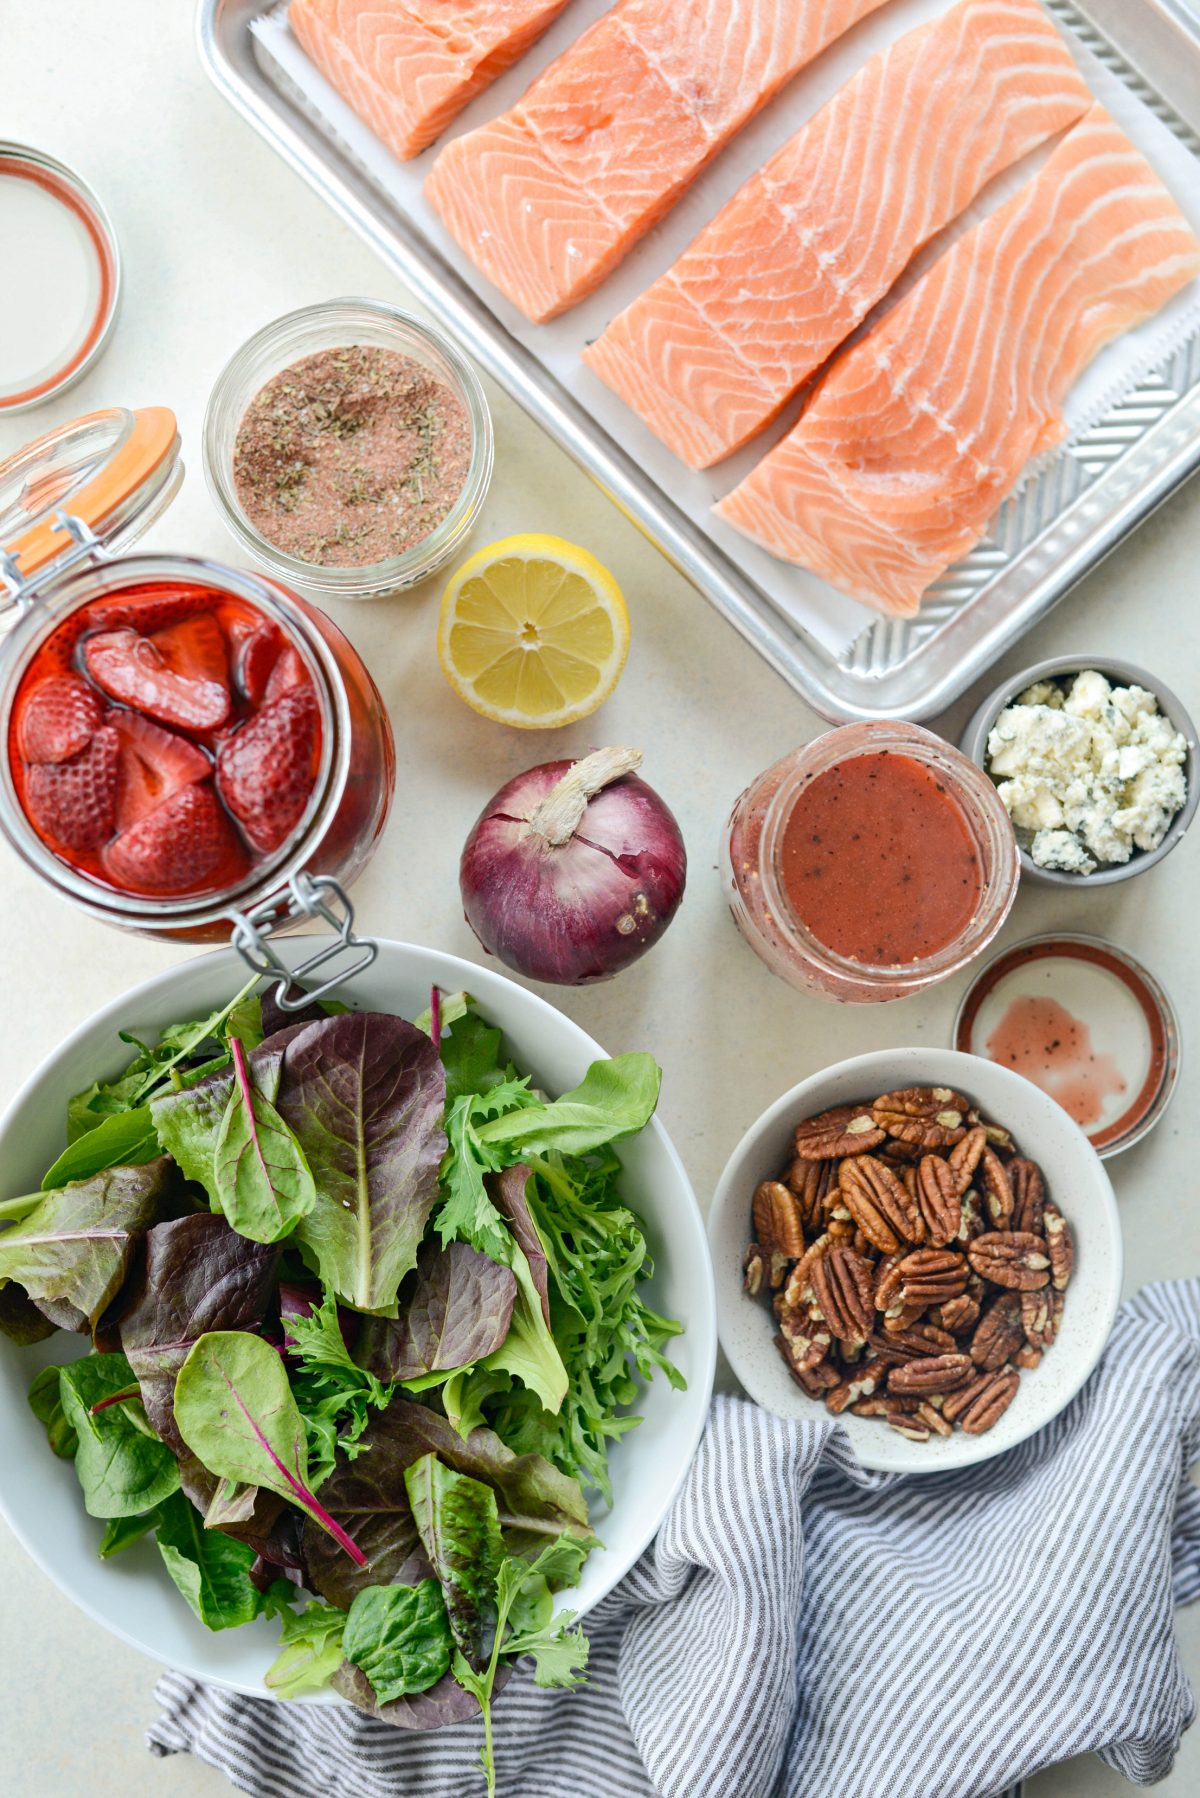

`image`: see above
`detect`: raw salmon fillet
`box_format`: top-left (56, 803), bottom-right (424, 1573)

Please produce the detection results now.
top-left (716, 105), bottom-right (1200, 616)
top-left (424, 0), bottom-right (895, 322)
top-left (584, 0), bottom-right (1092, 467)
top-left (289, 0), bottom-right (573, 162)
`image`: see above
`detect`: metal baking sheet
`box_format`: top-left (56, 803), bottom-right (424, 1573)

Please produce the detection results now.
top-left (198, 0), bottom-right (1200, 722)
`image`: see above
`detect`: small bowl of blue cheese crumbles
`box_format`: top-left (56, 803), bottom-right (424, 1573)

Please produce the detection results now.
top-left (962, 658), bottom-right (1197, 885)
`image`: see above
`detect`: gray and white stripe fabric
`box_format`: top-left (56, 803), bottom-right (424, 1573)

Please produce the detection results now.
top-left (149, 1281), bottom-right (1200, 1798)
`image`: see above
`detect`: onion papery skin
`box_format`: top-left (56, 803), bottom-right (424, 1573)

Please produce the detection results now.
top-left (460, 758), bottom-right (686, 985)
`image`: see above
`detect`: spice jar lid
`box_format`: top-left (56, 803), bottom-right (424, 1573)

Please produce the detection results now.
top-left (953, 933), bottom-right (1180, 1158)
top-left (0, 143), bottom-right (120, 412)
top-left (0, 406), bottom-right (182, 591)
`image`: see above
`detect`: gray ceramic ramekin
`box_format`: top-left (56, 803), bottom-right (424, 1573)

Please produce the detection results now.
top-left (961, 655), bottom-right (1198, 887)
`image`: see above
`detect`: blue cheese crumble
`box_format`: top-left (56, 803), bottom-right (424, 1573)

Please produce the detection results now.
top-left (985, 671), bottom-right (1188, 874)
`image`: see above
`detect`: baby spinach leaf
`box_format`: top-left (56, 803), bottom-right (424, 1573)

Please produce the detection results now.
top-left (355, 1241), bottom-right (517, 1383)
top-left (42, 1106), bottom-right (160, 1190)
top-left (475, 1054), bottom-right (661, 1158)
top-left (173, 1331), bottom-right (366, 1566)
top-left (0, 1160), bottom-right (170, 1329)
top-left (276, 1014), bottom-right (447, 1313)
top-left (343, 1579), bottom-right (454, 1704)
top-left (99, 1507), bottom-right (164, 1559)
top-left (265, 1602), bottom-right (347, 1697)
top-left (405, 1455), bottom-right (503, 1666)
top-left (28, 1364), bottom-right (77, 1458)
top-left (155, 1489), bottom-right (267, 1630)
top-left (58, 1353), bottom-right (181, 1519)
top-left (212, 1037), bottom-right (316, 1244)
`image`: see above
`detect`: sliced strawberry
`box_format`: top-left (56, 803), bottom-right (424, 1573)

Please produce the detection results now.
top-left (86, 587), bottom-right (218, 634)
top-left (23, 725), bottom-right (120, 851)
top-left (15, 674), bottom-right (104, 764)
top-left (84, 621), bottom-right (230, 733)
top-left (236, 621), bottom-right (283, 705)
top-left (103, 782), bottom-right (247, 896)
top-left (217, 687), bottom-right (321, 854)
top-left (264, 645), bottom-right (308, 706)
top-left (111, 711), bottom-right (211, 831)
top-left (32, 610), bottom-right (92, 676)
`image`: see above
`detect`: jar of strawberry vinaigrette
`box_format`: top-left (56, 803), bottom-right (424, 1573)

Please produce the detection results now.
top-left (0, 406), bottom-right (394, 999)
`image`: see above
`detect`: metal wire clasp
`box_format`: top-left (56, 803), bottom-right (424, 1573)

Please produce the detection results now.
top-left (229, 873), bottom-right (378, 1011)
top-left (0, 511), bottom-right (105, 611)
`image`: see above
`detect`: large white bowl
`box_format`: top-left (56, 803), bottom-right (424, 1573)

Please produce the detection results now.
top-left (0, 939), bottom-right (716, 1696)
top-left (709, 1049), bottom-right (1121, 1475)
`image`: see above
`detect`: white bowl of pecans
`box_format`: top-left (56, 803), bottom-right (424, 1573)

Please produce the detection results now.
top-left (709, 1050), bottom-right (1122, 1473)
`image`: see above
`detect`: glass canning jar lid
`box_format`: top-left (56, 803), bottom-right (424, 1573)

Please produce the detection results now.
top-left (0, 144), bottom-right (121, 412)
top-left (0, 406), bottom-right (383, 1006)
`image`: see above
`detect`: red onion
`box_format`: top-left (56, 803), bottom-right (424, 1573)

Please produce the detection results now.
top-left (459, 747), bottom-right (686, 985)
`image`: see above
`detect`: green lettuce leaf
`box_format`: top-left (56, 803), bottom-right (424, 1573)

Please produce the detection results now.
top-left (57, 1352), bottom-right (181, 1520)
top-left (404, 1455), bottom-right (503, 1666)
top-left (475, 1055), bottom-right (661, 1158)
top-left (265, 1602), bottom-right (347, 1698)
top-left (342, 1579), bottom-right (454, 1704)
top-left (155, 1489), bottom-right (268, 1630)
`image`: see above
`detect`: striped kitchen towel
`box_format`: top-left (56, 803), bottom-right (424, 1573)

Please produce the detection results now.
top-left (149, 1281), bottom-right (1200, 1798)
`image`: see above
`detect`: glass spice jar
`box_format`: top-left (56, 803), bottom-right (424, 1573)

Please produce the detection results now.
top-left (722, 722), bottom-right (1020, 1004)
top-left (0, 405), bottom-right (394, 998)
top-left (203, 297), bottom-right (494, 600)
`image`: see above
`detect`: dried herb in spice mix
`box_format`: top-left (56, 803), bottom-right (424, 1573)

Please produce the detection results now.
top-left (232, 344), bottom-right (472, 568)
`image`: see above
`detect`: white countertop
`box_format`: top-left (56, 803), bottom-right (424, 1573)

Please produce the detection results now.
top-left (1, 4), bottom-right (1198, 1793)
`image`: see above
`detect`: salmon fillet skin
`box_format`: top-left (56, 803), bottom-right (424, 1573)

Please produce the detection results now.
top-left (424, 0), bottom-right (896, 322)
top-left (716, 104), bottom-right (1200, 616)
top-left (289, 0), bottom-right (573, 162)
top-left (583, 0), bottom-right (1093, 468)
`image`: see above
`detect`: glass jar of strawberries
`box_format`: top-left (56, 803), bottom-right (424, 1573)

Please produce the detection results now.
top-left (0, 406), bottom-right (394, 984)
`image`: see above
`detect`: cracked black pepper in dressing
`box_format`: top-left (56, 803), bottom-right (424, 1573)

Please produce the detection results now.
top-left (779, 750), bottom-right (983, 964)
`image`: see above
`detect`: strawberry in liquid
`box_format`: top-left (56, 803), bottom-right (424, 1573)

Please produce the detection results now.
top-left (9, 581), bottom-right (323, 899)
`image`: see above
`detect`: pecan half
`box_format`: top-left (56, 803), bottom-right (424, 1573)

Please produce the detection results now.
top-left (1020, 1286), bottom-right (1064, 1351)
top-left (956, 1191), bottom-right (986, 1245)
top-left (980, 1148), bottom-right (1014, 1229)
top-left (871, 1323), bottom-right (957, 1360)
top-left (871, 1087), bottom-right (969, 1148)
top-left (931, 1292), bottom-right (980, 1336)
top-left (839, 1155), bottom-right (922, 1253)
top-left (752, 1181), bottom-right (805, 1261)
top-left (970, 1292), bottom-right (1025, 1370)
top-left (783, 1235), bottom-right (832, 1312)
top-left (881, 1302), bottom-right (928, 1335)
top-left (792, 1105), bottom-right (885, 1161)
top-left (968, 1232), bottom-right (1051, 1291)
top-left (959, 1368), bottom-right (1020, 1435)
top-left (878, 1138), bottom-right (922, 1167)
top-left (873, 1248), bottom-right (910, 1314)
top-left (1009, 1158), bottom-right (1046, 1235)
top-left (947, 1126), bottom-right (987, 1195)
top-left (776, 1309), bottom-right (832, 1374)
top-left (852, 1394), bottom-right (919, 1419)
top-left (810, 1245), bottom-right (875, 1342)
top-left (896, 1248), bottom-right (968, 1309)
top-left (1015, 1344), bottom-right (1042, 1370)
top-left (1043, 1205), bottom-right (1074, 1291)
top-left (916, 1154), bottom-right (962, 1246)
top-left (786, 1157), bottom-right (838, 1232)
top-left (887, 1353), bottom-right (973, 1397)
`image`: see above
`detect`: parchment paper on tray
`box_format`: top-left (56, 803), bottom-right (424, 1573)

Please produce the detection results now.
top-left (251, 0), bottom-right (1200, 659)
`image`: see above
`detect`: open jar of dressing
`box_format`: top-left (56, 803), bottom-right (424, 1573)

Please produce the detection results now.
top-left (722, 722), bottom-right (1019, 1003)
top-left (0, 406), bottom-right (394, 1001)
top-left (203, 298), bottom-right (493, 599)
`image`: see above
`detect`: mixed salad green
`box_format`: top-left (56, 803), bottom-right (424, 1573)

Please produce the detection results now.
top-left (0, 980), bottom-right (684, 1793)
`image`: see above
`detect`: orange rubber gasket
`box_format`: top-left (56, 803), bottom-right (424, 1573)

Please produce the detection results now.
top-left (0, 158), bottom-right (117, 410)
top-left (6, 406), bottom-right (178, 579)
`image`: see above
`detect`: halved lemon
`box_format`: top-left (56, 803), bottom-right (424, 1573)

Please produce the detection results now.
top-left (437, 534), bottom-right (630, 729)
